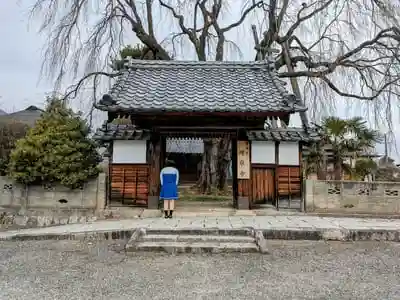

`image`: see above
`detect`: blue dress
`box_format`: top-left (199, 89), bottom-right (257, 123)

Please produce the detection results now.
top-left (160, 173), bottom-right (178, 200)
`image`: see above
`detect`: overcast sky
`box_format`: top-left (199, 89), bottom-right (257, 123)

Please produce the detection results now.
top-left (0, 2), bottom-right (52, 112)
top-left (0, 1), bottom-right (397, 159)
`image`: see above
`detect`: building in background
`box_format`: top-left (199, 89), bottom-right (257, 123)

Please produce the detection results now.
top-left (0, 105), bottom-right (43, 126)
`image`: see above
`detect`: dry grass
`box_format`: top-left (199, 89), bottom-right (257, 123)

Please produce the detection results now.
top-left (178, 184), bottom-right (232, 201)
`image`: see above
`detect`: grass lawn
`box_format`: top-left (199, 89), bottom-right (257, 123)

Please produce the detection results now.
top-left (178, 184), bottom-right (232, 202)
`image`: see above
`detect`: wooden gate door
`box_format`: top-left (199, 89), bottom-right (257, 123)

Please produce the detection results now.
top-left (110, 164), bottom-right (149, 206)
top-left (276, 166), bottom-right (302, 209)
top-left (251, 166), bottom-right (275, 204)
top-left (277, 166), bottom-right (301, 197)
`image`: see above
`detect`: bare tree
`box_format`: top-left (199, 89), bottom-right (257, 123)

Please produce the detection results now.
top-left (32, 0), bottom-right (264, 193)
top-left (254, 0), bottom-right (400, 125)
top-left (31, 0), bottom-right (400, 190)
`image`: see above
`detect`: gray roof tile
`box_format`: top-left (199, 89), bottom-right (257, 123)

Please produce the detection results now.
top-left (92, 123), bottom-right (150, 142)
top-left (96, 60), bottom-right (307, 113)
top-left (247, 128), bottom-right (320, 142)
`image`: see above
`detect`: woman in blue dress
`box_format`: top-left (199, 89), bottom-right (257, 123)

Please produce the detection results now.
top-left (160, 160), bottom-right (179, 218)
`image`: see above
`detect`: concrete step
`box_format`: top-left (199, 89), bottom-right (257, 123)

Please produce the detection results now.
top-left (142, 234), bottom-right (255, 243)
top-left (125, 228), bottom-right (263, 254)
top-left (145, 228), bottom-right (254, 236)
top-left (130, 241), bottom-right (259, 253)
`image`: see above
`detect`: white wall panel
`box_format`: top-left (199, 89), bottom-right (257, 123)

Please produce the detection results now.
top-left (251, 141), bottom-right (275, 164)
top-left (112, 140), bottom-right (147, 163)
top-left (279, 142), bottom-right (299, 165)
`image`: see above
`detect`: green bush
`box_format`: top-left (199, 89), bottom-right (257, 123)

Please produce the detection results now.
top-left (7, 98), bottom-right (101, 188)
top-left (0, 121), bottom-right (28, 175)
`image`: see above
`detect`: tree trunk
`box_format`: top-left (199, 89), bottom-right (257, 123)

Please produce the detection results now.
top-left (216, 137), bottom-right (231, 191)
top-left (318, 151), bottom-right (328, 180)
top-left (210, 139), bottom-right (219, 185)
top-left (334, 160), bottom-right (342, 180)
top-left (197, 139), bottom-right (213, 194)
top-left (280, 42), bottom-right (309, 128)
top-left (316, 162), bottom-right (326, 180)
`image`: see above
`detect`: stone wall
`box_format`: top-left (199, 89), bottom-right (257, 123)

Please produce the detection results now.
top-left (0, 174), bottom-right (106, 228)
top-left (305, 179), bottom-right (400, 214)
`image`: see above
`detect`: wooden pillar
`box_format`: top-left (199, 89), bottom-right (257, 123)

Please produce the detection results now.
top-left (275, 141), bottom-right (280, 210)
top-left (147, 133), bottom-right (162, 209)
top-left (106, 141), bottom-right (114, 207)
top-left (236, 131), bottom-right (252, 209)
top-left (299, 142), bottom-right (305, 212)
top-left (231, 136), bottom-right (238, 208)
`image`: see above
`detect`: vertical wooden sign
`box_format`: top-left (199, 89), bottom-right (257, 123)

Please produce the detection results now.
top-left (237, 141), bottom-right (250, 179)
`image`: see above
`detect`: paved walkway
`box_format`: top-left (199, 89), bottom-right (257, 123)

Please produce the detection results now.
top-left (1, 215), bottom-right (400, 241)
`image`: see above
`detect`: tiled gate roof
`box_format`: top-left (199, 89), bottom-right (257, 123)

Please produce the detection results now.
top-left (247, 128), bottom-right (320, 142)
top-left (93, 123), bottom-right (150, 141)
top-left (96, 60), bottom-right (307, 113)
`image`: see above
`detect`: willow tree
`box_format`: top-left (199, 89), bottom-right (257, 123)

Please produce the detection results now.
top-left (31, 0), bottom-right (400, 189)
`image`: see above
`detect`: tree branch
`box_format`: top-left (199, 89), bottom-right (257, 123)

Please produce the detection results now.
top-left (146, 0), bottom-right (155, 39)
top-left (278, 28), bottom-right (400, 77)
top-left (221, 0), bottom-right (264, 32)
top-left (320, 75), bottom-right (400, 100)
top-left (279, 0), bottom-right (335, 44)
top-left (64, 71), bottom-right (122, 100)
top-left (117, 0), bottom-right (171, 60)
top-left (276, 0), bottom-right (289, 33)
top-left (159, 0), bottom-right (198, 45)
top-left (197, 0), bottom-right (215, 60)
top-left (160, 0), bottom-right (211, 60)
top-left (275, 26), bottom-right (400, 101)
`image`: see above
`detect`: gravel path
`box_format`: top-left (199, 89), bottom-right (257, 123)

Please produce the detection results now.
top-left (0, 240), bottom-right (399, 299)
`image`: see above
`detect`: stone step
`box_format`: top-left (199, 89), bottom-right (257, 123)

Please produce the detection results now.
top-left (142, 234), bottom-right (255, 244)
top-left (129, 241), bottom-right (259, 253)
top-left (145, 228), bottom-right (254, 236)
top-left (125, 228), bottom-right (265, 254)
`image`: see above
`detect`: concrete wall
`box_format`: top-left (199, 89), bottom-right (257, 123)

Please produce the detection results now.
top-left (0, 174), bottom-right (106, 212)
top-left (305, 179), bottom-right (400, 214)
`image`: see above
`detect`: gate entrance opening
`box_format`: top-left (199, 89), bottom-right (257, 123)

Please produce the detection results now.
top-left (93, 59), bottom-right (318, 210)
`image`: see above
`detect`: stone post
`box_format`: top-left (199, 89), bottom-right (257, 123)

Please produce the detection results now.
top-left (96, 173), bottom-right (106, 212)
